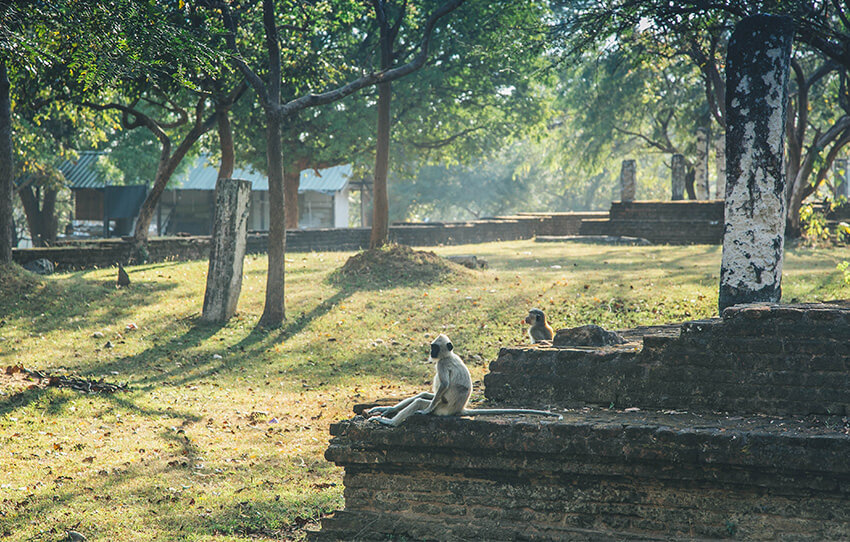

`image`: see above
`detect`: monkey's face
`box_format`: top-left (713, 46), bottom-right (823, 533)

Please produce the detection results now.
top-left (430, 334), bottom-right (453, 359)
top-left (525, 309), bottom-right (545, 325)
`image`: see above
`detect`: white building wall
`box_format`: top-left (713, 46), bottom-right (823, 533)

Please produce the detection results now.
top-left (243, 188), bottom-right (351, 231)
top-left (334, 187), bottom-right (350, 228)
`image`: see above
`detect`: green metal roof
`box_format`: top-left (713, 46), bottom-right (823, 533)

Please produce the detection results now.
top-left (64, 151), bottom-right (350, 193)
top-left (172, 155), bottom-right (351, 194)
top-left (61, 151), bottom-right (108, 189)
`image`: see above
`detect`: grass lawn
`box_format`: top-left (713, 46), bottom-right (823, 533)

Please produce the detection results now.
top-left (1, 240), bottom-right (848, 541)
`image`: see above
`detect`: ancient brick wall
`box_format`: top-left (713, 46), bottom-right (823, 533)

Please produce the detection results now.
top-left (517, 211), bottom-right (609, 236)
top-left (485, 303), bottom-right (850, 416)
top-left (580, 200), bottom-right (725, 244)
top-left (315, 411), bottom-right (850, 541)
top-left (315, 303), bottom-right (850, 540)
top-left (10, 214), bottom-right (567, 270)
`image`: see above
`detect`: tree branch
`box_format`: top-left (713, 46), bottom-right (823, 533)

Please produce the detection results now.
top-left (613, 125), bottom-right (675, 154)
top-left (277, 0), bottom-right (465, 118)
top-left (212, 0), bottom-right (271, 108)
top-left (408, 126), bottom-right (486, 149)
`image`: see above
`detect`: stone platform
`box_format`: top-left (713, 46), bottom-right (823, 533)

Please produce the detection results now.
top-left (313, 303), bottom-right (850, 540)
top-left (578, 201), bottom-right (725, 245)
top-left (487, 303), bottom-right (850, 416)
top-left (314, 410), bottom-right (850, 540)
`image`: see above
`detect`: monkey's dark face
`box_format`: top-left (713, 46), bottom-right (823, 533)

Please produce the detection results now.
top-left (430, 334), bottom-right (453, 359)
top-left (525, 309), bottom-right (545, 325)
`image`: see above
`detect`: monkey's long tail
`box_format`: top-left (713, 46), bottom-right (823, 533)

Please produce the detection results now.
top-left (461, 409), bottom-right (563, 420)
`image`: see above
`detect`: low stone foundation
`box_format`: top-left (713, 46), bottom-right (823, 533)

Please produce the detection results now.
top-left (579, 201), bottom-right (724, 245)
top-left (315, 411), bottom-right (850, 540)
top-left (315, 303), bottom-right (850, 540)
top-left (486, 303), bottom-right (850, 416)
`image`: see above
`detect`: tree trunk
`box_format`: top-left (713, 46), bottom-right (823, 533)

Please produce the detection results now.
top-left (258, 0), bottom-right (286, 327)
top-left (18, 186), bottom-right (58, 247)
top-left (0, 59), bottom-right (13, 263)
top-left (19, 187), bottom-right (40, 246)
top-left (284, 165), bottom-right (300, 230)
top-left (786, 162), bottom-right (814, 237)
top-left (370, 11), bottom-right (393, 249)
top-left (42, 187), bottom-right (58, 245)
top-left (132, 122), bottom-right (210, 247)
top-left (216, 106), bottom-right (235, 181)
top-left (133, 142), bottom-right (174, 246)
top-left (370, 81), bottom-right (391, 248)
top-left (685, 167), bottom-right (697, 200)
top-left (260, 112), bottom-right (286, 326)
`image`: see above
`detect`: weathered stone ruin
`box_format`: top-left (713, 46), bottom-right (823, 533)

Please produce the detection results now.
top-left (201, 178), bottom-right (251, 322)
top-left (314, 301), bottom-right (850, 541)
top-left (619, 159), bottom-right (636, 202)
top-left (311, 14), bottom-right (850, 541)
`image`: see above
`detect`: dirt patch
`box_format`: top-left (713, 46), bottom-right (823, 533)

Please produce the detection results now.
top-left (329, 244), bottom-right (472, 288)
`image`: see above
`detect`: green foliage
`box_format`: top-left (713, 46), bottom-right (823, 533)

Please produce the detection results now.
top-left (800, 203), bottom-right (831, 241)
top-left (838, 261), bottom-right (850, 285)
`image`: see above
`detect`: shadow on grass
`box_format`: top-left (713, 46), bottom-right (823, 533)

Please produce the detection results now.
top-left (142, 289), bottom-right (353, 390)
top-left (0, 275), bottom-right (180, 337)
top-left (0, 452), bottom-right (333, 541)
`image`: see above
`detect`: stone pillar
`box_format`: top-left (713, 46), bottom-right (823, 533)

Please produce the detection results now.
top-left (360, 188), bottom-right (373, 227)
top-left (714, 133), bottom-right (727, 199)
top-left (202, 179), bottom-right (252, 322)
top-left (718, 14), bottom-right (795, 313)
top-left (671, 154), bottom-right (685, 200)
top-left (834, 158), bottom-right (848, 199)
top-left (619, 159), bottom-right (636, 202)
top-left (695, 127), bottom-right (710, 199)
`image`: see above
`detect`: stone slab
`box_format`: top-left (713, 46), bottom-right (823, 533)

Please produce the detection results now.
top-left (313, 411), bottom-right (850, 540)
top-left (485, 303), bottom-right (850, 416)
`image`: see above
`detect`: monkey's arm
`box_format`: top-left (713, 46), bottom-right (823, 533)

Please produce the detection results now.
top-left (460, 408), bottom-right (562, 419)
top-left (419, 382), bottom-right (447, 415)
top-left (419, 364), bottom-right (452, 415)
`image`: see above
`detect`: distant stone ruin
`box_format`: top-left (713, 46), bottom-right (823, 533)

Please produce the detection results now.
top-left (619, 159), bottom-right (636, 202)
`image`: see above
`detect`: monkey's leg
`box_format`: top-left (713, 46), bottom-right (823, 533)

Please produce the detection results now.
top-left (371, 398), bottom-right (432, 427)
top-left (460, 408), bottom-right (563, 420)
top-left (366, 392), bottom-right (434, 417)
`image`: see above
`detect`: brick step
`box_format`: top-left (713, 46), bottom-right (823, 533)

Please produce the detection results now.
top-left (579, 219), bottom-right (723, 244)
top-left (312, 412), bottom-right (850, 540)
top-left (608, 200), bottom-right (725, 222)
top-left (486, 303), bottom-right (850, 416)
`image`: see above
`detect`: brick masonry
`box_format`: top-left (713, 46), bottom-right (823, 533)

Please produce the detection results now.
top-left (12, 217), bottom-right (544, 270)
top-left (486, 303), bottom-right (850, 417)
top-left (315, 410), bottom-right (850, 541)
top-left (579, 200), bottom-right (724, 244)
top-left (12, 202), bottom-right (726, 270)
top-left (314, 303), bottom-right (850, 540)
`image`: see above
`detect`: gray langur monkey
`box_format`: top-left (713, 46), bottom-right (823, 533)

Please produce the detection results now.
top-left (366, 334), bottom-right (562, 427)
top-left (525, 308), bottom-right (554, 343)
